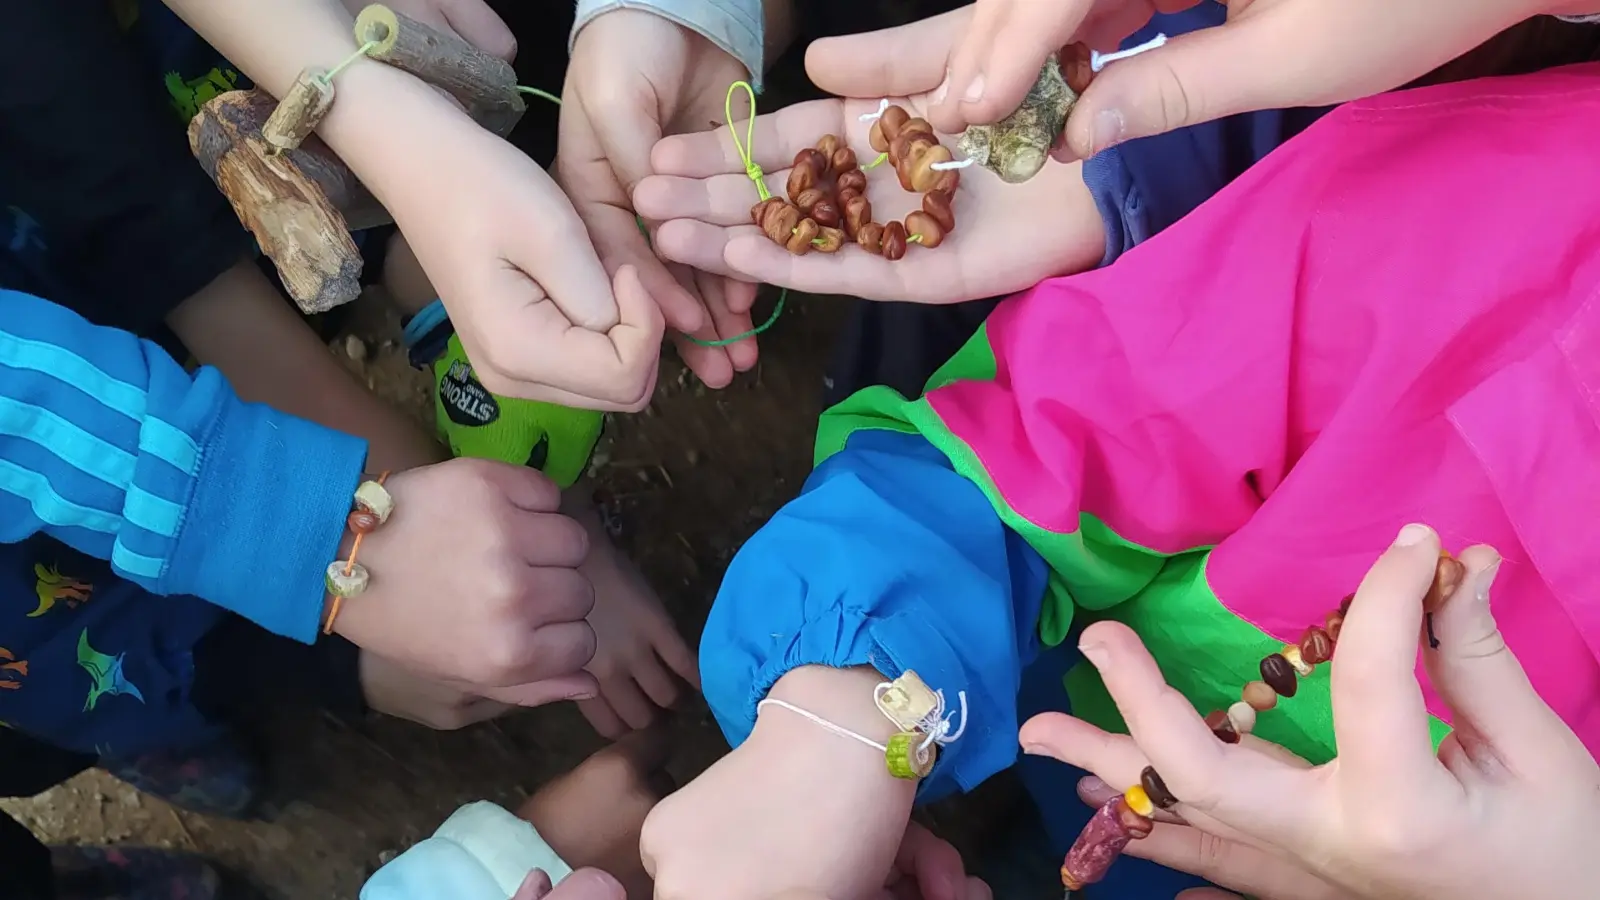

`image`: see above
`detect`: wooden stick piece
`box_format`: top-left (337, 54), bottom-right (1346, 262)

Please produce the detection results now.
top-left (190, 90), bottom-right (364, 313)
top-left (354, 4), bottom-right (525, 136)
top-left (262, 67), bottom-right (336, 154)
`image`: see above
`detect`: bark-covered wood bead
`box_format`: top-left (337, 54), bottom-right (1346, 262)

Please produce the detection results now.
top-left (832, 146), bottom-right (858, 174)
top-left (815, 134), bottom-right (842, 166)
top-left (1140, 766), bottom-right (1178, 808)
top-left (814, 226), bottom-right (846, 253)
top-left (922, 190), bottom-right (956, 233)
top-left (837, 169), bottom-right (868, 195)
top-left (1260, 654), bottom-right (1299, 698)
top-left (1299, 626), bottom-right (1335, 665)
top-left (881, 220), bottom-right (908, 261)
top-left (1204, 709), bottom-right (1241, 744)
top-left (857, 222), bottom-right (885, 254)
top-left (325, 560), bottom-right (370, 597)
top-left (1242, 680), bottom-right (1277, 712)
top-left (347, 510), bottom-right (379, 535)
top-left (786, 218), bottom-right (820, 255)
top-left (843, 194), bottom-right (873, 239)
top-left (879, 105), bottom-right (910, 142)
top-left (905, 211), bottom-right (945, 248)
top-left (1281, 644), bottom-right (1313, 677)
top-left (1424, 551), bottom-right (1465, 613)
top-left (910, 145), bottom-right (955, 192)
top-left (1226, 701), bottom-right (1257, 736)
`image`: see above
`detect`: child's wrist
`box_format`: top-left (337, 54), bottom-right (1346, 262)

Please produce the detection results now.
top-left (315, 61), bottom-right (470, 208)
top-left (763, 665), bottom-right (905, 747)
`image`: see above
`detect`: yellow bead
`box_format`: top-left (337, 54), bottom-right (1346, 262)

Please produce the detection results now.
top-left (1123, 784), bottom-right (1154, 817)
top-left (885, 732), bottom-right (934, 779)
top-left (1281, 644), bottom-right (1313, 677)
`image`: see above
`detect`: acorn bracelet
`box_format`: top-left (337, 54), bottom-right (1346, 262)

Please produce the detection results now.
top-left (1059, 550), bottom-right (1467, 895)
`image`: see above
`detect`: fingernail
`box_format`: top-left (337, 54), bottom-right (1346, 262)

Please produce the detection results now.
top-left (1078, 774), bottom-right (1108, 792)
top-left (1091, 108), bottom-right (1126, 153)
top-left (1021, 741), bottom-right (1046, 756)
top-left (567, 690), bottom-right (598, 701)
top-left (1079, 638), bottom-right (1110, 668)
top-left (1395, 523), bottom-right (1432, 547)
top-left (1473, 557), bottom-right (1503, 604)
top-left (931, 68), bottom-right (952, 105)
top-left (962, 72), bottom-right (986, 103)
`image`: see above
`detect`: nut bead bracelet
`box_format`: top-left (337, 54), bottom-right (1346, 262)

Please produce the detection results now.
top-left (1059, 550), bottom-right (1468, 895)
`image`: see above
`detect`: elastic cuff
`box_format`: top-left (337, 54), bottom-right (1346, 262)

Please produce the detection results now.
top-left (571, 0), bottom-right (764, 88)
top-left (165, 395), bottom-right (367, 643)
top-left (402, 299), bottom-right (456, 368)
top-left (1081, 146), bottom-right (1140, 268)
top-left (402, 298), bottom-right (449, 348)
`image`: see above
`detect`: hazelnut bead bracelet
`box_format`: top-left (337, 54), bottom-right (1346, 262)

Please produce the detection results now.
top-left (1059, 550), bottom-right (1467, 894)
top-left (321, 472), bottom-right (393, 635)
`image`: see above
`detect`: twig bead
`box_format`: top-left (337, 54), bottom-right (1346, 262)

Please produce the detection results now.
top-left (326, 560), bottom-right (370, 597)
top-left (793, 188), bottom-right (827, 216)
top-left (838, 169), bottom-right (868, 195)
top-left (1242, 680), bottom-right (1278, 711)
top-left (814, 226), bottom-right (846, 253)
top-left (869, 119), bottom-right (889, 153)
top-left (354, 480), bottom-right (395, 524)
top-left (815, 134), bottom-right (842, 167)
top-left (843, 195), bottom-right (873, 239)
top-left (811, 198), bottom-right (842, 228)
top-left (909, 145), bottom-right (955, 192)
top-left (1259, 653), bottom-right (1299, 698)
top-left (1140, 766), bottom-right (1178, 808)
top-left (879, 105), bottom-right (910, 143)
top-left (832, 146), bottom-right (859, 174)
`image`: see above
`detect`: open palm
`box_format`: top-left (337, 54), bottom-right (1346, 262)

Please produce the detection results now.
top-left (634, 92), bottom-right (1106, 305)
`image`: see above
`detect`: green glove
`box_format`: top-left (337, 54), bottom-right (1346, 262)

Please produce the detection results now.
top-left (431, 333), bottom-right (603, 488)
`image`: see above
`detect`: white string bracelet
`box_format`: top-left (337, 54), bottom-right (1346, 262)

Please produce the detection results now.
top-left (931, 158), bottom-right (974, 171)
top-left (1090, 33), bottom-right (1168, 72)
top-left (875, 682), bottom-right (969, 760)
top-left (758, 698), bottom-right (888, 753)
top-left (859, 98), bottom-right (891, 123)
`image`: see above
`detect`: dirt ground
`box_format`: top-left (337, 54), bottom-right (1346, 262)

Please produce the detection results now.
top-left (2, 291), bottom-right (1020, 898)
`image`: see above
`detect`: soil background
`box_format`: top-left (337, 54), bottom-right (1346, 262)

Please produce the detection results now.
top-left (1, 6), bottom-right (1022, 896)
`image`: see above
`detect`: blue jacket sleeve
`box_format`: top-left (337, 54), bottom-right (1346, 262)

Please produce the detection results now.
top-left (0, 290), bottom-right (367, 642)
top-left (701, 428), bottom-right (1050, 801)
top-left (1082, 1), bottom-right (1332, 267)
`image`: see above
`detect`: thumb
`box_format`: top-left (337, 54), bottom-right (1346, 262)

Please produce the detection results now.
top-left (438, 0), bottom-right (517, 61)
top-left (1423, 544), bottom-right (1590, 770)
top-left (546, 869), bottom-right (627, 900)
top-left (806, 7), bottom-right (971, 100)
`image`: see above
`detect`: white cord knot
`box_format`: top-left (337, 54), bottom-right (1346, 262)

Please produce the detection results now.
top-left (859, 98), bottom-right (891, 122)
top-left (1090, 33), bottom-right (1168, 73)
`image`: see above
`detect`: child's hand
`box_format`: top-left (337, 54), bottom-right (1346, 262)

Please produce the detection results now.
top-left (635, 96), bottom-right (1104, 306)
top-left (1024, 525), bottom-right (1600, 900)
top-left (331, 458), bottom-right (601, 706)
top-left (360, 651), bottom-right (513, 730)
top-left (520, 728), bottom-right (673, 899)
top-left (337, 0), bottom-right (516, 61)
top-left (511, 869), bottom-right (627, 900)
top-left (640, 666), bottom-right (918, 900)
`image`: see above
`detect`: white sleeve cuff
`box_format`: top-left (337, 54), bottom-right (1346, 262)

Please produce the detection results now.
top-left (571, 0), bottom-right (765, 87)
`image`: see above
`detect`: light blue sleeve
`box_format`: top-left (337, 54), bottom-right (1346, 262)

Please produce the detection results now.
top-left (701, 428), bottom-right (1050, 801)
top-left (0, 290), bottom-right (366, 642)
top-left (571, 0), bottom-right (764, 85)
top-left (362, 802), bottom-right (573, 900)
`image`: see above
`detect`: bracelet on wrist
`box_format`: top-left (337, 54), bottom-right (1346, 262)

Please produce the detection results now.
top-left (322, 471), bottom-right (392, 635)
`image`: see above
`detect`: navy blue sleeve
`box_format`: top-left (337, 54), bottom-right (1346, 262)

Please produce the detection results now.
top-left (1083, 1), bottom-right (1332, 266)
top-left (700, 428), bottom-right (1050, 801)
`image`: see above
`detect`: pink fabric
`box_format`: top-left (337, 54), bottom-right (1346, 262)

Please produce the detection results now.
top-left (928, 65), bottom-right (1600, 753)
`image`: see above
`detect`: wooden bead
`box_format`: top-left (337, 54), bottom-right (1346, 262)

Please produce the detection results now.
top-left (1204, 709), bottom-right (1241, 744)
top-left (1122, 785), bottom-right (1155, 817)
top-left (928, 167), bottom-right (960, 195)
top-left (857, 222), bottom-right (885, 254)
top-left (757, 200), bottom-right (801, 246)
top-left (890, 131), bottom-right (937, 168)
top-left (910, 145), bottom-right (955, 192)
top-left (1259, 654), bottom-right (1299, 698)
top-left (832, 146), bottom-right (858, 174)
top-left (1324, 611), bottom-right (1344, 643)
top-left (346, 510), bottom-right (379, 535)
top-left (815, 134), bottom-right (842, 166)
top-left (922, 190), bottom-right (956, 233)
top-left (814, 226), bottom-right (846, 253)
top-left (1299, 626), bottom-right (1335, 665)
top-left (881, 220), bottom-right (908, 261)
top-left (879, 105), bottom-right (910, 142)
top-left (354, 480), bottom-right (394, 524)
top-left (905, 211), bottom-right (945, 249)
top-left (1226, 701), bottom-right (1257, 736)
top-left (1281, 644), bottom-right (1313, 677)
top-left (786, 218), bottom-right (820, 255)
top-left (1140, 766), bottom-right (1178, 808)
top-left (1242, 680), bottom-right (1277, 712)
top-left (843, 194), bottom-right (873, 239)
top-left (837, 169), bottom-right (868, 195)
top-left (1424, 551), bottom-right (1465, 613)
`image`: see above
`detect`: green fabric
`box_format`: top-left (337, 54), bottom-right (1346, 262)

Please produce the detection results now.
top-left (431, 334), bottom-right (603, 488)
top-left (813, 325), bottom-right (1454, 765)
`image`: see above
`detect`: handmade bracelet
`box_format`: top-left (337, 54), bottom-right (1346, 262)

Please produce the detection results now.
top-left (757, 671), bottom-right (968, 780)
top-left (321, 471), bottom-right (393, 635)
top-left (1058, 549), bottom-right (1466, 894)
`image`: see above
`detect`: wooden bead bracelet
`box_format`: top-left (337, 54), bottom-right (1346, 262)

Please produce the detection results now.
top-left (754, 104), bottom-right (962, 260)
top-left (321, 472), bottom-right (394, 635)
top-left (1059, 550), bottom-right (1468, 893)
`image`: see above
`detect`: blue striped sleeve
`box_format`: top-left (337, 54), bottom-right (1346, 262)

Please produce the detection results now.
top-left (0, 290), bottom-right (368, 642)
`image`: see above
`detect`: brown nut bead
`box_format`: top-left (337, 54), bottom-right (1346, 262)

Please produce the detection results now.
top-left (793, 147), bottom-right (828, 180)
top-left (910, 145), bottom-right (955, 192)
top-left (1424, 551), bottom-right (1466, 614)
top-left (816, 134), bottom-right (842, 166)
top-left (814, 226), bottom-right (846, 253)
top-left (927, 167), bottom-right (961, 195)
top-left (881, 220), bottom-right (908, 261)
top-left (901, 117), bottom-right (934, 139)
top-left (869, 119), bottom-right (889, 153)
top-left (1259, 653), bottom-right (1299, 698)
top-left (922, 190), bottom-right (956, 233)
top-left (1062, 42), bottom-right (1096, 94)
top-left (1140, 767), bottom-right (1178, 809)
top-left (794, 187), bottom-right (828, 215)
top-left (759, 200), bottom-right (802, 246)
top-left (837, 168), bottom-right (868, 196)
top-left (905, 211), bottom-right (945, 249)
top-left (843, 194), bottom-right (873, 239)
top-left (889, 131), bottom-right (937, 167)
top-left (857, 222), bottom-right (886, 254)
top-left (786, 165), bottom-right (817, 203)
top-left (751, 196), bottom-right (785, 227)
top-left (832, 147), bottom-right (859, 174)
top-left (810, 198), bottom-right (842, 228)
top-left (837, 187), bottom-right (862, 208)
top-left (347, 509), bottom-right (380, 534)
top-left (1299, 626), bottom-right (1335, 666)
top-left (787, 217), bottom-right (821, 255)
top-left (879, 104), bottom-right (911, 142)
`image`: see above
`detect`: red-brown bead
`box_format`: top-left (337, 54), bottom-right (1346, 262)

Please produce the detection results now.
top-left (347, 510), bottom-right (379, 534)
top-left (1204, 710), bottom-right (1241, 744)
top-left (1140, 766), bottom-right (1178, 809)
top-left (831, 146), bottom-right (858, 174)
top-left (842, 194), bottom-right (873, 239)
top-left (857, 222), bottom-right (885, 254)
top-left (837, 169), bottom-right (868, 195)
top-left (1259, 653), bottom-right (1299, 698)
top-left (881, 220), bottom-right (908, 261)
top-left (1299, 626), bottom-right (1335, 666)
top-left (905, 211), bottom-right (945, 249)
top-left (1324, 611), bottom-right (1344, 643)
top-left (922, 190), bottom-right (956, 233)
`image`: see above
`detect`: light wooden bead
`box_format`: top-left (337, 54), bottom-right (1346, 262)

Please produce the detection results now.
top-left (1242, 680), bottom-right (1277, 712)
top-left (1226, 701), bottom-right (1257, 736)
top-left (325, 560), bottom-right (370, 597)
top-left (354, 480), bottom-right (395, 524)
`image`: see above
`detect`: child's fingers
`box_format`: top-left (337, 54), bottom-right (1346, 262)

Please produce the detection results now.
top-left (633, 657), bottom-right (682, 711)
top-left (1423, 544), bottom-right (1591, 773)
top-left (1125, 823), bottom-right (1344, 900)
top-left (805, 7), bottom-right (971, 100)
top-left (650, 101), bottom-right (845, 178)
top-left (1330, 524), bottom-right (1450, 793)
top-left (723, 234), bottom-right (910, 301)
top-left (578, 696), bottom-right (628, 739)
top-left (604, 673), bottom-right (659, 731)
top-left (653, 220), bottom-right (746, 279)
top-left (651, 618), bottom-right (701, 690)
top-left (634, 172), bottom-right (789, 228)
top-left (695, 268), bottom-right (759, 373)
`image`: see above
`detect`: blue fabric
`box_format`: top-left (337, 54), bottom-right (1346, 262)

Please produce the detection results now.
top-left (701, 428), bottom-right (1049, 801)
top-left (0, 291), bottom-right (367, 642)
top-left (1082, 2), bottom-right (1332, 267)
top-left (0, 535), bottom-right (223, 757)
